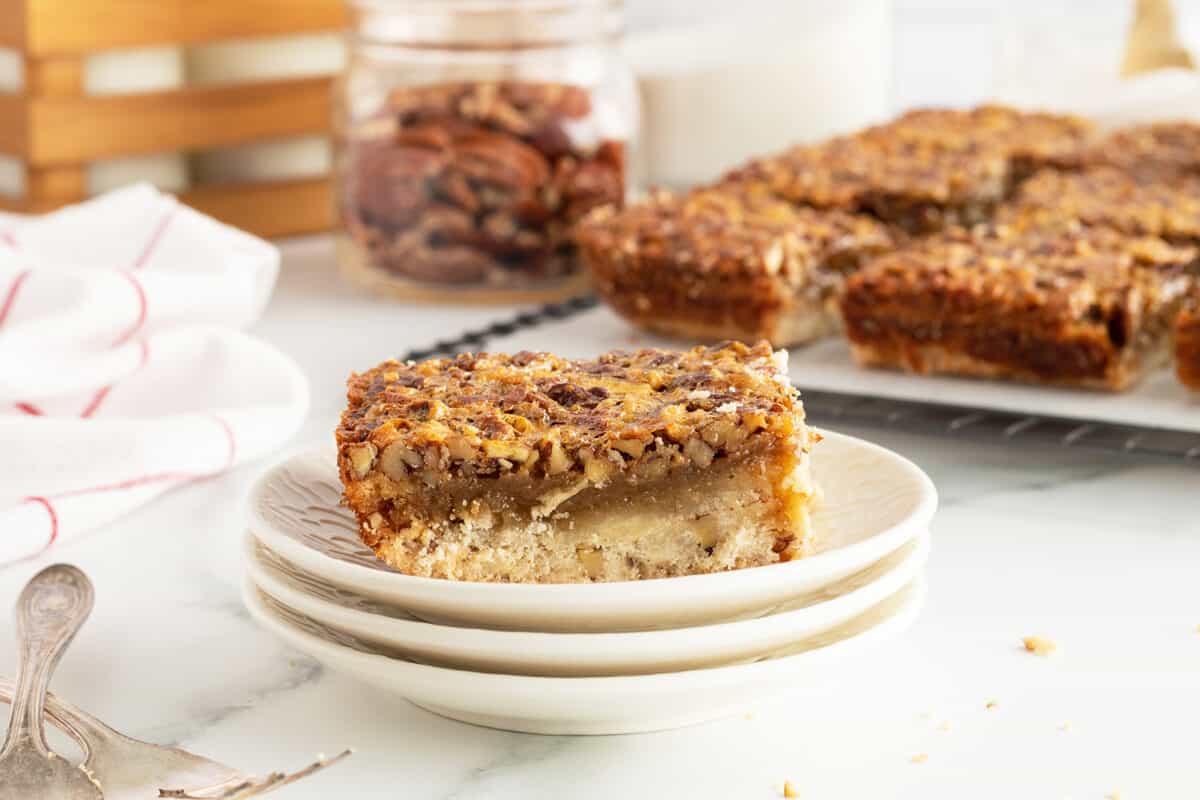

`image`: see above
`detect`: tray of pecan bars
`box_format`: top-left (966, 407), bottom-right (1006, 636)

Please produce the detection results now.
top-left (407, 108), bottom-right (1200, 461)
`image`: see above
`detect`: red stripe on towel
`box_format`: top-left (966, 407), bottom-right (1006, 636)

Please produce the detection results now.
top-left (131, 206), bottom-right (176, 271)
top-left (111, 272), bottom-right (147, 348)
top-left (81, 339), bottom-right (150, 418)
top-left (0, 270), bottom-right (30, 328)
top-left (24, 496), bottom-right (59, 553)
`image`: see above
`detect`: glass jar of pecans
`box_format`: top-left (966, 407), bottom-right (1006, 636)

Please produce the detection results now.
top-left (336, 0), bottom-right (637, 303)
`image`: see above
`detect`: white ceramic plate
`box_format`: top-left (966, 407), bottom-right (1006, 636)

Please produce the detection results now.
top-left (246, 529), bottom-right (929, 676)
top-left (246, 429), bottom-right (937, 632)
top-left (244, 576), bottom-right (926, 735)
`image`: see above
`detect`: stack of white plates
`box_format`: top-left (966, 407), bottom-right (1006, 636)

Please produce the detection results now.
top-left (243, 430), bottom-right (937, 735)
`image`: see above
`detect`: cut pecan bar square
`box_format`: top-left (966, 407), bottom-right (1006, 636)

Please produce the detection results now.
top-left (337, 342), bottom-right (818, 583)
top-left (724, 106), bottom-right (1089, 234)
top-left (726, 131), bottom-right (1009, 234)
top-left (839, 225), bottom-right (1196, 391)
top-left (1002, 166), bottom-right (1200, 249)
top-left (578, 185), bottom-right (898, 346)
top-left (1077, 121), bottom-right (1200, 176)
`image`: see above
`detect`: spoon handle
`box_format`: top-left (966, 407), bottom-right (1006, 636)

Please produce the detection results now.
top-left (0, 564), bottom-right (94, 757)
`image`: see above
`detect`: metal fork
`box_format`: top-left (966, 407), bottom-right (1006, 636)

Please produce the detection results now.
top-left (0, 679), bottom-right (350, 799)
top-left (0, 564), bottom-right (103, 800)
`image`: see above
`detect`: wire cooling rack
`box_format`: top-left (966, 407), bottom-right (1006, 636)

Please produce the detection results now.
top-left (401, 295), bottom-right (1200, 463)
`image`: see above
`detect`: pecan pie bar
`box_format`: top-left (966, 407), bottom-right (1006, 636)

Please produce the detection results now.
top-left (1178, 294), bottom-right (1200, 390)
top-left (1078, 121), bottom-right (1200, 176)
top-left (885, 105), bottom-right (1094, 181)
top-left (578, 186), bottom-right (898, 346)
top-left (839, 226), bottom-right (1196, 390)
top-left (336, 342), bottom-right (819, 583)
top-left (726, 130), bottom-right (1009, 234)
top-left (1003, 167), bottom-right (1200, 248)
top-left (725, 106), bottom-right (1089, 234)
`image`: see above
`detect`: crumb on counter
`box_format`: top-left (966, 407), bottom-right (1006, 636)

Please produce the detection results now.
top-left (783, 780), bottom-right (800, 798)
top-left (911, 753), bottom-right (929, 764)
top-left (985, 700), bottom-right (999, 711)
top-left (1022, 635), bottom-right (1057, 656)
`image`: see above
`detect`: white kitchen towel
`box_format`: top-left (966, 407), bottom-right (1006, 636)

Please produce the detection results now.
top-left (0, 184), bottom-right (309, 565)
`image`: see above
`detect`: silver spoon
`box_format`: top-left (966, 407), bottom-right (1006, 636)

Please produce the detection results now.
top-left (0, 564), bottom-right (102, 799)
top-left (0, 681), bottom-right (352, 799)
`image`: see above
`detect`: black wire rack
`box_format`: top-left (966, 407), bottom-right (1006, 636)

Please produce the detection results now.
top-left (400, 295), bottom-right (1200, 464)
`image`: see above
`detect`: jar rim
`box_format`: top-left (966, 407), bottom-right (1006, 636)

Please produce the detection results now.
top-left (349, 0), bottom-right (621, 11)
top-left (348, 0), bottom-right (624, 46)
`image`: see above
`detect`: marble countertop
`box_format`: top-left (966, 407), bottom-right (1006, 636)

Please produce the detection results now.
top-left (2, 236), bottom-right (1199, 800)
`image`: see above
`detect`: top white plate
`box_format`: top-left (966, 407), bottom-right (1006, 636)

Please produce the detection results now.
top-left (246, 429), bottom-right (936, 632)
top-left (485, 305), bottom-right (1200, 433)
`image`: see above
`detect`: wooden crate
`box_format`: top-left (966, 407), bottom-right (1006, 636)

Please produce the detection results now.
top-left (0, 0), bottom-right (346, 238)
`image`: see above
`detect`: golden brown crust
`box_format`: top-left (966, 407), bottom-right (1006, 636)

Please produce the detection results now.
top-left (577, 186), bottom-right (897, 346)
top-left (839, 225), bottom-right (1195, 390)
top-left (1178, 293), bottom-right (1200, 390)
top-left (1003, 167), bottom-right (1200, 247)
top-left (337, 341), bottom-right (809, 488)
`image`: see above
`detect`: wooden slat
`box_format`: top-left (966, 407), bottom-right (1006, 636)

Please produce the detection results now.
top-left (26, 166), bottom-right (87, 204)
top-left (0, 196), bottom-right (30, 213)
top-left (0, 3), bottom-right (27, 50)
top-left (23, 56), bottom-right (84, 96)
top-left (15, 0), bottom-right (345, 55)
top-left (0, 94), bottom-right (29, 157)
top-left (182, 176), bottom-right (335, 239)
top-left (23, 55), bottom-right (87, 207)
top-left (24, 76), bottom-right (333, 165)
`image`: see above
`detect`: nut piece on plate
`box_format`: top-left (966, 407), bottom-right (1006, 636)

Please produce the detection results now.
top-left (723, 105), bottom-right (1090, 234)
top-left (1177, 292), bottom-right (1200, 390)
top-left (336, 342), bottom-right (819, 583)
top-left (341, 80), bottom-right (626, 288)
top-left (839, 224), bottom-right (1197, 391)
top-left (578, 185), bottom-right (898, 347)
top-left (1002, 166), bottom-right (1200, 249)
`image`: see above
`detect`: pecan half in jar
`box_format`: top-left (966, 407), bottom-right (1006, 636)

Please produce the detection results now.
top-left (340, 80), bottom-right (629, 295)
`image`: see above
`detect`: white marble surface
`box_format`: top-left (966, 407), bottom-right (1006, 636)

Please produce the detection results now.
top-left (1, 236), bottom-right (1198, 799)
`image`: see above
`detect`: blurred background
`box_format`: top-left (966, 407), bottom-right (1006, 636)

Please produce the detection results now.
top-left (2, 0), bottom-right (1196, 239)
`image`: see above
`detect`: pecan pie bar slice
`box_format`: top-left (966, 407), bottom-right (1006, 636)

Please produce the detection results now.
top-left (1177, 293), bottom-right (1200, 390)
top-left (1078, 121), bottom-right (1200, 176)
top-left (726, 130), bottom-right (1009, 234)
top-left (337, 342), bottom-right (819, 583)
top-left (1003, 166), bottom-right (1200, 248)
top-left (884, 105), bottom-right (1094, 181)
top-left (578, 186), bottom-right (897, 346)
top-left (839, 225), bottom-right (1196, 391)
top-left (724, 106), bottom-right (1089, 234)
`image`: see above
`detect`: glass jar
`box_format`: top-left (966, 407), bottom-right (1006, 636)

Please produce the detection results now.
top-left (336, 0), bottom-right (638, 303)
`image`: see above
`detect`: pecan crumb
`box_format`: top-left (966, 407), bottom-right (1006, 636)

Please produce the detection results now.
top-left (1022, 635), bottom-right (1057, 657)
